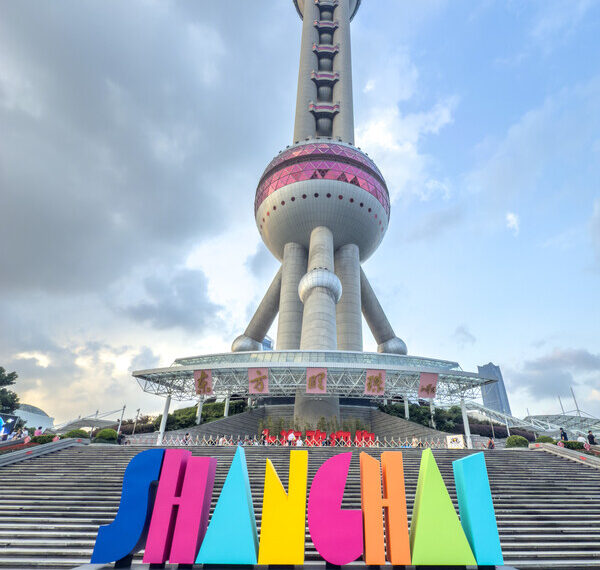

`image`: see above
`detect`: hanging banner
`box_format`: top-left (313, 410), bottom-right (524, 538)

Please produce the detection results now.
top-left (418, 372), bottom-right (438, 399)
top-left (364, 369), bottom-right (385, 395)
top-left (248, 368), bottom-right (269, 394)
top-left (194, 369), bottom-right (213, 395)
top-left (306, 368), bottom-right (327, 394)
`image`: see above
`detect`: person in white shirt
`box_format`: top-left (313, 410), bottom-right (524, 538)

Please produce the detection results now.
top-left (296, 437), bottom-right (303, 446)
top-left (287, 431), bottom-right (296, 445)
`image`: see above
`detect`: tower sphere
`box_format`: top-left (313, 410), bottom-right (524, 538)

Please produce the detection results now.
top-left (293, 0), bottom-right (361, 21)
top-left (255, 140), bottom-right (390, 262)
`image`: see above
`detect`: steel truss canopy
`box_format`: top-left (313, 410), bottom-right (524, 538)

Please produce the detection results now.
top-left (133, 350), bottom-right (495, 404)
top-left (524, 413), bottom-right (600, 437)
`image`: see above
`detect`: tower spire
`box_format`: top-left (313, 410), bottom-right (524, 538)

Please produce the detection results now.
top-left (293, 0), bottom-right (359, 144)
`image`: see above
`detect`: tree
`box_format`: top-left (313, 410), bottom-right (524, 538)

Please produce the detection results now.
top-left (0, 367), bottom-right (19, 414)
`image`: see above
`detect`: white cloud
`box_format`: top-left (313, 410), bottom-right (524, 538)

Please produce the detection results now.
top-left (506, 211), bottom-right (520, 236)
top-left (531, 0), bottom-right (593, 43)
top-left (356, 99), bottom-right (457, 202)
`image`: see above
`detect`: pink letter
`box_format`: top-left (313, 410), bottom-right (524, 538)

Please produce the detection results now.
top-left (143, 449), bottom-right (216, 564)
top-left (307, 452), bottom-right (363, 565)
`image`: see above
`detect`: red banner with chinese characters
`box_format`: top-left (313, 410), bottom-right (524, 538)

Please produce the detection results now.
top-left (306, 367), bottom-right (327, 394)
top-left (194, 369), bottom-right (213, 395)
top-left (418, 372), bottom-right (438, 399)
top-left (364, 369), bottom-right (385, 395)
top-left (248, 368), bottom-right (269, 395)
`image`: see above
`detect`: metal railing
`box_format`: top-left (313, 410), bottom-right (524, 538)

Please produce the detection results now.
top-left (124, 433), bottom-right (451, 449)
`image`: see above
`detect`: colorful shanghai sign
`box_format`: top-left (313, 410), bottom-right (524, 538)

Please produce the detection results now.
top-left (90, 448), bottom-right (504, 567)
top-left (418, 371), bottom-right (439, 399)
top-left (364, 369), bottom-right (385, 395)
top-left (194, 370), bottom-right (213, 396)
top-left (306, 367), bottom-right (327, 394)
top-left (248, 368), bottom-right (269, 395)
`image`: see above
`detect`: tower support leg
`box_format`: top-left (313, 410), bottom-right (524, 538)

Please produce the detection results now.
top-left (196, 397), bottom-right (204, 425)
top-left (224, 392), bottom-right (230, 418)
top-left (157, 394), bottom-right (171, 446)
top-left (461, 398), bottom-right (473, 449)
top-left (276, 242), bottom-right (307, 349)
top-left (232, 267), bottom-right (282, 352)
top-left (335, 243), bottom-right (362, 351)
top-left (360, 269), bottom-right (407, 355)
top-left (404, 396), bottom-right (410, 419)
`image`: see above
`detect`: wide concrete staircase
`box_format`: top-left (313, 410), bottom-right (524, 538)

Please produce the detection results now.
top-left (129, 405), bottom-right (451, 444)
top-left (1, 445), bottom-right (600, 569)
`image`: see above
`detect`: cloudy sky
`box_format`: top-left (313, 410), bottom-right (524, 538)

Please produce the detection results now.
top-left (1, 0), bottom-right (599, 425)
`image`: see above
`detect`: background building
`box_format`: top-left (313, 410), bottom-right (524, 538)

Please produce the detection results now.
top-left (478, 363), bottom-right (512, 416)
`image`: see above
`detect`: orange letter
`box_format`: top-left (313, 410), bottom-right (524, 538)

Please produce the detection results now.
top-left (360, 451), bottom-right (410, 565)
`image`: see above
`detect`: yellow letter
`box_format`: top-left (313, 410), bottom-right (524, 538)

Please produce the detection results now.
top-left (258, 450), bottom-right (308, 564)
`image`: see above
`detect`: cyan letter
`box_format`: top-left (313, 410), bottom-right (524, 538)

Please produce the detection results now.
top-left (196, 446), bottom-right (258, 564)
top-left (91, 449), bottom-right (164, 563)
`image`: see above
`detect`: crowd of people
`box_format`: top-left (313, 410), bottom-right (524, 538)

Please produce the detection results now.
top-left (0, 425), bottom-right (45, 442)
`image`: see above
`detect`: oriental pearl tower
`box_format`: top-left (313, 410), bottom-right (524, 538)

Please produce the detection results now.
top-left (232, 0), bottom-right (406, 423)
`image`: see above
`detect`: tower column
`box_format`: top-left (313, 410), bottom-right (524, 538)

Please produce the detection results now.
top-left (299, 226), bottom-right (342, 350)
top-left (335, 244), bottom-right (362, 350)
top-left (277, 242), bottom-right (307, 349)
top-left (293, 0), bottom-right (319, 143)
top-left (332, 0), bottom-right (355, 143)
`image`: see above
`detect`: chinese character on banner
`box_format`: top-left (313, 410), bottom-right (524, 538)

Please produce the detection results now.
top-left (365, 369), bottom-right (386, 395)
top-left (248, 368), bottom-right (269, 394)
top-left (194, 369), bottom-right (213, 395)
top-left (418, 372), bottom-right (438, 399)
top-left (306, 368), bottom-right (327, 394)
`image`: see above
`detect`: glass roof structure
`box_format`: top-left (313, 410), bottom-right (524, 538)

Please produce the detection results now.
top-left (133, 350), bottom-right (495, 403)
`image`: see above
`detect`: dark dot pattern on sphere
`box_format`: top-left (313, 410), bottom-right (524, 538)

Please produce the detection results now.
top-left (314, 193), bottom-right (319, 198)
top-left (338, 195), bottom-right (343, 199)
top-left (291, 197), bottom-right (296, 201)
top-left (302, 194), bottom-right (307, 199)
top-left (281, 201), bottom-right (285, 205)
top-left (327, 193), bottom-right (331, 198)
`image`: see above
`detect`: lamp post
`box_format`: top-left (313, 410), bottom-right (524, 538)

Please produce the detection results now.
top-left (116, 405), bottom-right (126, 437)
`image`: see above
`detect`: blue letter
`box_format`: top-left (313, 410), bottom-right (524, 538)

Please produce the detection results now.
top-left (91, 449), bottom-right (164, 563)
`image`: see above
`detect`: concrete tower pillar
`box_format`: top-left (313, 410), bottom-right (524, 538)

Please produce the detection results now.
top-left (296, 226), bottom-right (342, 427)
top-left (293, 1), bottom-right (319, 143)
top-left (335, 244), bottom-right (362, 350)
top-left (277, 242), bottom-right (307, 349)
top-left (332, 0), bottom-right (355, 143)
top-left (299, 226), bottom-right (342, 350)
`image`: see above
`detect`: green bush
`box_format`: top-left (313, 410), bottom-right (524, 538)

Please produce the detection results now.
top-left (31, 434), bottom-right (55, 444)
top-left (535, 435), bottom-right (555, 444)
top-left (562, 440), bottom-right (585, 451)
top-left (63, 429), bottom-right (89, 439)
top-left (94, 428), bottom-right (117, 442)
top-left (506, 435), bottom-right (529, 448)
